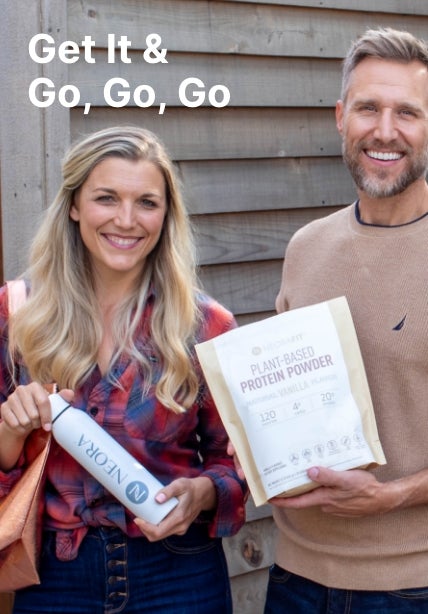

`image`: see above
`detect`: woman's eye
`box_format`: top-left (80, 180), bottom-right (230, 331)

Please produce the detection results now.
top-left (140, 199), bottom-right (156, 208)
top-left (96, 194), bottom-right (115, 203)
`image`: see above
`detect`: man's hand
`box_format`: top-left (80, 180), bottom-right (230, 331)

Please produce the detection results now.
top-left (269, 466), bottom-right (400, 517)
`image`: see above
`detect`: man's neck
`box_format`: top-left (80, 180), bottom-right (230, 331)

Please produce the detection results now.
top-left (357, 180), bottom-right (428, 226)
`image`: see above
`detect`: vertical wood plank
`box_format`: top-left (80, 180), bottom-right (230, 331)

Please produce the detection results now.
top-left (0, 0), bottom-right (44, 278)
top-left (41, 0), bottom-right (71, 206)
top-left (0, 0), bottom-right (69, 279)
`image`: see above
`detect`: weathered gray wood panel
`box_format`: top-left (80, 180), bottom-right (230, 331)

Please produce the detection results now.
top-left (193, 206), bottom-right (340, 265)
top-left (0, 1), bottom-right (69, 279)
top-left (246, 498), bottom-right (274, 522)
top-left (236, 311), bottom-right (277, 326)
top-left (199, 260), bottom-right (284, 316)
top-left (68, 0), bottom-right (428, 56)
top-left (183, 158), bottom-right (352, 214)
top-left (69, 52), bottom-right (341, 108)
top-left (224, 514), bottom-right (276, 613)
top-left (229, 567), bottom-right (271, 614)
top-left (225, 516), bottom-right (276, 577)
top-left (71, 107), bottom-right (342, 160)
top-left (225, 0), bottom-right (428, 14)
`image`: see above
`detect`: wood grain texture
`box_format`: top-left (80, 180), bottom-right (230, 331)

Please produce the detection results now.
top-left (229, 567), bottom-right (270, 614)
top-left (71, 107), bottom-right (342, 160)
top-left (183, 158), bottom-right (352, 213)
top-left (223, 0), bottom-right (428, 14)
top-left (69, 51), bottom-right (342, 108)
top-left (0, 1), bottom-right (69, 279)
top-left (224, 517), bottom-right (277, 577)
top-left (198, 259), bottom-right (284, 315)
top-left (193, 206), bottom-right (341, 264)
top-left (68, 0), bottom-right (428, 56)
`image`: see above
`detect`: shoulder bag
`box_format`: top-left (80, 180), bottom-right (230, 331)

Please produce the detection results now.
top-left (0, 280), bottom-right (51, 591)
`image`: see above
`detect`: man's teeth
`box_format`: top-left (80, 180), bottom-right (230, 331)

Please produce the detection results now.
top-left (366, 150), bottom-right (402, 161)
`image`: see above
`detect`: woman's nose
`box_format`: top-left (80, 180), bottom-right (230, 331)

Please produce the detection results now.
top-left (114, 202), bottom-right (135, 228)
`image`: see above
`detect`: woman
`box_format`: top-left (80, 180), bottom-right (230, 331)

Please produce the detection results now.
top-left (0, 126), bottom-right (247, 613)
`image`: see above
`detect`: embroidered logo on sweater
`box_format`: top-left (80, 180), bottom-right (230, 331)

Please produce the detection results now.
top-left (392, 315), bottom-right (406, 331)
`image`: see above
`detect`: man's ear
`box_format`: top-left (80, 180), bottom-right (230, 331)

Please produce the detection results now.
top-left (335, 99), bottom-right (344, 134)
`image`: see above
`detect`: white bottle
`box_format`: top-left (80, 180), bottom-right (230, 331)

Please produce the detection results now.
top-left (49, 393), bottom-right (178, 524)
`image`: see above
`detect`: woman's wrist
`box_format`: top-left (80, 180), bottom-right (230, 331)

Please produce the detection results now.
top-left (0, 421), bottom-right (28, 471)
top-left (193, 476), bottom-right (217, 511)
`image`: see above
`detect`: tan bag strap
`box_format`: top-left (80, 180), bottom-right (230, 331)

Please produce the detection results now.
top-left (6, 279), bottom-right (27, 315)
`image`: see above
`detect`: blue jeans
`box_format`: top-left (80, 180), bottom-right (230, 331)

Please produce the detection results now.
top-left (13, 525), bottom-right (232, 614)
top-left (264, 565), bottom-right (428, 613)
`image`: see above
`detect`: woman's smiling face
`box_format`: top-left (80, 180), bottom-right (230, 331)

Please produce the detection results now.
top-left (70, 156), bottom-right (167, 284)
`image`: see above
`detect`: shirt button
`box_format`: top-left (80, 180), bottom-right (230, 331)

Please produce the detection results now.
top-left (90, 407), bottom-right (99, 416)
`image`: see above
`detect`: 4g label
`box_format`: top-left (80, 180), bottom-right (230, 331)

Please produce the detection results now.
top-left (28, 76), bottom-right (231, 115)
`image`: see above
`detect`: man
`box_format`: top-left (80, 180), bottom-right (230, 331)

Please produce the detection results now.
top-left (268, 28), bottom-right (428, 612)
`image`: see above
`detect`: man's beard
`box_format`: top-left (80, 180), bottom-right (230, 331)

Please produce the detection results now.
top-left (342, 139), bottom-right (428, 198)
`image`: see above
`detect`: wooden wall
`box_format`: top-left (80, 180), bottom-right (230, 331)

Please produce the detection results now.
top-left (2, 1), bottom-right (428, 612)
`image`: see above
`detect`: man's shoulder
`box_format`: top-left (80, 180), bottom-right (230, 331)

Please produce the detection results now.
top-left (290, 205), bottom-right (354, 244)
top-left (294, 204), bottom-right (353, 241)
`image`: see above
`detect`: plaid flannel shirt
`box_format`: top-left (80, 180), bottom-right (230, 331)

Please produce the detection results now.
top-left (0, 285), bottom-right (247, 560)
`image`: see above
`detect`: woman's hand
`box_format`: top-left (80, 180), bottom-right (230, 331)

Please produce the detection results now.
top-left (227, 440), bottom-right (245, 481)
top-left (0, 384), bottom-right (74, 470)
top-left (1, 383), bottom-right (53, 436)
top-left (133, 476), bottom-right (216, 541)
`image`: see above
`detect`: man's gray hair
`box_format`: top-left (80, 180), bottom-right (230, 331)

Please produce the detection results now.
top-left (341, 27), bottom-right (428, 100)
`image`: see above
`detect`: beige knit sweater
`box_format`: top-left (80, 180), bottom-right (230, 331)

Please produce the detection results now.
top-left (274, 203), bottom-right (428, 590)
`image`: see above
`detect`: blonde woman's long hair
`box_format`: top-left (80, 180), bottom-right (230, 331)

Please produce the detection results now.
top-left (11, 126), bottom-right (201, 413)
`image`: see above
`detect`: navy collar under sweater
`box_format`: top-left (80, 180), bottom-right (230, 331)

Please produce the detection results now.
top-left (355, 199), bottom-right (428, 228)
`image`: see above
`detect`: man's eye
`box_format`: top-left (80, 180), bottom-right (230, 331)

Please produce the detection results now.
top-left (399, 109), bottom-right (415, 117)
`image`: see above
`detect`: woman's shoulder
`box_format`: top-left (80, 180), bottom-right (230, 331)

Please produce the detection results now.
top-left (0, 283), bottom-right (14, 338)
top-left (0, 284), bottom-right (8, 316)
top-left (195, 292), bottom-right (237, 341)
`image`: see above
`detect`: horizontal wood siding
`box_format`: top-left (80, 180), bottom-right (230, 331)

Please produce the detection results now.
top-left (69, 53), bottom-right (343, 107)
top-left (66, 3), bottom-right (428, 610)
top-left (225, 0), bottom-right (428, 15)
top-left (2, 1), bottom-right (428, 611)
top-left (67, 1), bottom-right (428, 323)
top-left (68, 1), bottom-right (428, 56)
top-left (71, 107), bottom-right (343, 160)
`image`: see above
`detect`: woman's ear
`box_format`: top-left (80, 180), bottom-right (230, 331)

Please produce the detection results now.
top-left (69, 197), bottom-right (80, 221)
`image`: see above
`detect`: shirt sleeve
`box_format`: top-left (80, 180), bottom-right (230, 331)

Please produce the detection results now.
top-left (194, 294), bottom-right (248, 537)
